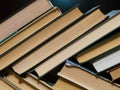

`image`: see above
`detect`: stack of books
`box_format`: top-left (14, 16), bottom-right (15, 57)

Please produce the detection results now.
top-left (0, 0), bottom-right (120, 90)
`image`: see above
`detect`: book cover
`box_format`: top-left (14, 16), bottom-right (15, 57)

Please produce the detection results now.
top-left (24, 73), bottom-right (54, 90)
top-left (12, 7), bottom-right (106, 74)
top-left (0, 0), bottom-right (53, 44)
top-left (58, 61), bottom-right (120, 90)
top-left (92, 46), bottom-right (120, 73)
top-left (54, 77), bottom-right (86, 90)
top-left (0, 77), bottom-right (14, 90)
top-left (0, 6), bottom-right (83, 71)
top-left (31, 13), bottom-right (120, 77)
top-left (76, 29), bottom-right (120, 63)
top-left (107, 64), bottom-right (120, 81)
top-left (1, 69), bottom-right (37, 90)
top-left (0, 7), bottom-right (61, 55)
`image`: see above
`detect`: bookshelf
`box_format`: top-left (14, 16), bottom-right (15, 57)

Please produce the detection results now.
top-left (0, 0), bottom-right (120, 90)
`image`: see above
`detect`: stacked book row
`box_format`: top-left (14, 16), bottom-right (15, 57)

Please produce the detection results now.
top-left (0, 0), bottom-right (120, 90)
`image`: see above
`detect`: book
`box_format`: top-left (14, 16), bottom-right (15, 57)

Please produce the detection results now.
top-left (107, 64), bottom-right (120, 81)
top-left (0, 0), bottom-right (53, 44)
top-left (0, 7), bottom-right (61, 55)
top-left (0, 0), bottom-right (35, 23)
top-left (0, 77), bottom-right (14, 90)
top-left (57, 61), bottom-right (120, 90)
top-left (32, 13), bottom-right (120, 77)
top-left (12, 7), bottom-right (107, 74)
top-left (23, 73), bottom-right (54, 90)
top-left (76, 29), bottom-right (120, 63)
top-left (54, 77), bottom-right (87, 90)
top-left (1, 76), bottom-right (21, 90)
top-left (92, 47), bottom-right (120, 73)
top-left (0, 6), bottom-right (83, 71)
top-left (3, 69), bottom-right (38, 90)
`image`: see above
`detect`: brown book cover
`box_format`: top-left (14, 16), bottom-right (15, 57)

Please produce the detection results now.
top-left (31, 13), bottom-right (120, 77)
top-left (0, 7), bottom-right (61, 55)
top-left (58, 62), bottom-right (120, 90)
top-left (0, 77), bottom-right (14, 90)
top-left (76, 30), bottom-right (120, 63)
top-left (24, 73), bottom-right (54, 90)
top-left (0, 6), bottom-right (83, 71)
top-left (92, 47), bottom-right (120, 73)
top-left (32, 9), bottom-right (105, 76)
top-left (0, 0), bottom-right (53, 43)
top-left (3, 69), bottom-right (38, 90)
top-left (54, 77), bottom-right (87, 90)
top-left (12, 7), bottom-right (106, 74)
top-left (107, 65), bottom-right (120, 80)
top-left (17, 8), bottom-right (106, 75)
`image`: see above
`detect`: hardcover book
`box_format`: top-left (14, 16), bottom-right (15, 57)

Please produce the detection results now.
top-left (31, 13), bottom-right (120, 77)
top-left (0, 0), bottom-right (53, 44)
top-left (12, 7), bottom-right (106, 74)
top-left (0, 6), bottom-right (83, 71)
top-left (0, 7), bottom-right (61, 55)
top-left (58, 61), bottom-right (120, 90)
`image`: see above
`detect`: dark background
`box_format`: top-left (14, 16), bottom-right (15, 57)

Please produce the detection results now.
top-left (94, 0), bottom-right (120, 14)
top-left (0, 0), bottom-right (120, 22)
top-left (50, 0), bottom-right (120, 13)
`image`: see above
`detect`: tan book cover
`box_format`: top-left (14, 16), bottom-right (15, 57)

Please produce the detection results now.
top-left (0, 78), bottom-right (14, 90)
top-left (24, 73), bottom-right (54, 90)
top-left (5, 69), bottom-right (38, 90)
top-left (0, 0), bottom-right (52, 43)
top-left (108, 65), bottom-right (120, 80)
top-left (0, 7), bottom-right (82, 70)
top-left (0, 7), bottom-right (61, 55)
top-left (32, 13), bottom-right (120, 77)
top-left (58, 64), bottom-right (120, 90)
top-left (54, 77), bottom-right (86, 90)
top-left (76, 30), bottom-right (120, 63)
top-left (12, 8), bottom-right (106, 74)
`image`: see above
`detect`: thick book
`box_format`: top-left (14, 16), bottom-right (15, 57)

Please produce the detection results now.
top-left (32, 13), bottom-right (120, 77)
top-left (57, 61), bottom-right (120, 90)
top-left (107, 64), bottom-right (120, 81)
top-left (23, 73), bottom-right (54, 90)
top-left (12, 7), bottom-right (106, 74)
top-left (0, 6), bottom-right (83, 71)
top-left (54, 77), bottom-right (87, 90)
top-left (0, 0), bottom-right (53, 44)
top-left (76, 29), bottom-right (120, 63)
top-left (92, 47), bottom-right (120, 73)
top-left (0, 7), bottom-right (61, 55)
